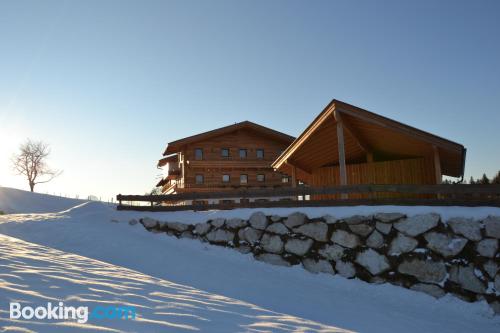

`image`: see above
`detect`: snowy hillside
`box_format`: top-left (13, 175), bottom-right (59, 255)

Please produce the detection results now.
top-left (0, 188), bottom-right (499, 332)
top-left (0, 186), bottom-right (85, 214)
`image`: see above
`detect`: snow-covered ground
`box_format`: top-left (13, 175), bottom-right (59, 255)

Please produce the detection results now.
top-left (0, 187), bottom-right (85, 214)
top-left (1, 186), bottom-right (499, 332)
top-left (0, 234), bottom-right (341, 333)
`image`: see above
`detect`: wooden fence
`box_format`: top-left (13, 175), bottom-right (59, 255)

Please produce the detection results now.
top-left (116, 184), bottom-right (500, 211)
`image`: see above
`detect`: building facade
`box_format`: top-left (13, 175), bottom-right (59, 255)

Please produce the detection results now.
top-left (156, 121), bottom-right (295, 204)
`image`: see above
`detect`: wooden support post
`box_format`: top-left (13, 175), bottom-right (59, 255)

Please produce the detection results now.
top-left (291, 165), bottom-right (297, 188)
top-left (433, 146), bottom-right (442, 184)
top-left (335, 112), bottom-right (348, 199)
top-left (433, 146), bottom-right (442, 200)
top-left (291, 164), bottom-right (299, 200)
top-left (367, 152), bottom-right (374, 163)
top-left (366, 152), bottom-right (375, 198)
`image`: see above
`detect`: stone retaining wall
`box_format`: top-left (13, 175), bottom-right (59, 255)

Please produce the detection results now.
top-left (132, 212), bottom-right (500, 314)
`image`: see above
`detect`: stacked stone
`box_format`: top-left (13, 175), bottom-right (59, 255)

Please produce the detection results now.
top-left (136, 212), bottom-right (500, 314)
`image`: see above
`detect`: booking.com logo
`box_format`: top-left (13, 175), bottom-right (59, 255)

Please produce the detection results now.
top-left (10, 302), bottom-right (136, 324)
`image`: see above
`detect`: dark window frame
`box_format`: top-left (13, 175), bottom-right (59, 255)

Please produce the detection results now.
top-left (257, 174), bottom-right (265, 182)
top-left (239, 149), bottom-right (248, 159)
top-left (222, 174), bottom-right (230, 183)
top-left (195, 174), bottom-right (204, 184)
top-left (194, 148), bottom-right (203, 160)
top-left (256, 148), bottom-right (264, 159)
top-left (221, 148), bottom-right (230, 158)
top-left (240, 174), bottom-right (248, 184)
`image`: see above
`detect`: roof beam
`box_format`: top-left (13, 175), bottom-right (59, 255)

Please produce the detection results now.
top-left (286, 161), bottom-right (313, 185)
top-left (285, 159), bottom-right (312, 175)
top-left (335, 110), bottom-right (372, 153)
top-left (272, 106), bottom-right (335, 169)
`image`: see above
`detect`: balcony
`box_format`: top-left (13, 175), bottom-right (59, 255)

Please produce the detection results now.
top-left (167, 168), bottom-right (181, 180)
top-left (169, 168), bottom-right (181, 176)
top-left (157, 154), bottom-right (179, 167)
top-left (188, 159), bottom-right (273, 168)
top-left (182, 181), bottom-right (291, 190)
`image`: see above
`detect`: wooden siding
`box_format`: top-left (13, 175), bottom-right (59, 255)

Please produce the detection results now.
top-left (311, 157), bottom-right (436, 199)
top-left (182, 168), bottom-right (286, 190)
top-left (183, 129), bottom-right (286, 161)
top-left (179, 128), bottom-right (291, 192)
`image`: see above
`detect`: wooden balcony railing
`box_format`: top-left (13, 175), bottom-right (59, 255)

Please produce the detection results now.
top-left (181, 182), bottom-right (290, 189)
top-left (192, 156), bottom-right (278, 162)
top-left (168, 169), bottom-right (181, 176)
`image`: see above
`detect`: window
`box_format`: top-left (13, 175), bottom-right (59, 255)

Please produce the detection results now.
top-left (240, 198), bottom-right (250, 204)
top-left (240, 174), bottom-right (248, 184)
top-left (221, 148), bottom-right (230, 158)
top-left (282, 175), bottom-right (289, 183)
top-left (222, 174), bottom-right (230, 183)
top-left (257, 174), bottom-right (265, 182)
top-left (195, 148), bottom-right (203, 160)
top-left (256, 149), bottom-right (264, 159)
top-left (239, 149), bottom-right (247, 159)
top-left (195, 174), bottom-right (204, 184)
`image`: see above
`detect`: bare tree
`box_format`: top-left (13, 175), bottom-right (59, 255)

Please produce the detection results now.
top-left (12, 139), bottom-right (62, 192)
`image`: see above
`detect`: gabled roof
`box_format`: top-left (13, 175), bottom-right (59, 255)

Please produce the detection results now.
top-left (272, 99), bottom-right (466, 178)
top-left (163, 121), bottom-right (295, 156)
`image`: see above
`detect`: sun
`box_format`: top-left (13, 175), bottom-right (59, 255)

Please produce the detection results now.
top-left (0, 124), bottom-right (29, 188)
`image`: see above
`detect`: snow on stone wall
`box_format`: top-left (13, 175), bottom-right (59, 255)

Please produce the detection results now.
top-left (133, 212), bottom-right (500, 314)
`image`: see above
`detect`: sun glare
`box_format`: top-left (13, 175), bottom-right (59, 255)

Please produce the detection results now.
top-left (0, 125), bottom-right (29, 187)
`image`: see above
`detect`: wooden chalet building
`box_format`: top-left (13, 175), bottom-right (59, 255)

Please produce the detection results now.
top-left (272, 99), bottom-right (466, 198)
top-left (156, 121), bottom-right (295, 203)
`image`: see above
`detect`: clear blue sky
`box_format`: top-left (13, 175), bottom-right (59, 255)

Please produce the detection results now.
top-left (1, 0), bottom-right (499, 199)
